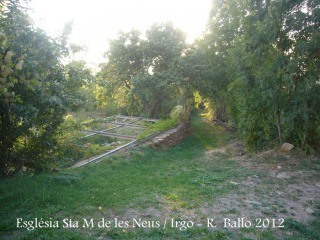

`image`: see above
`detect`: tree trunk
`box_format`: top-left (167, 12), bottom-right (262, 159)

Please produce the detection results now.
top-left (276, 108), bottom-right (283, 145)
top-left (0, 103), bottom-right (13, 177)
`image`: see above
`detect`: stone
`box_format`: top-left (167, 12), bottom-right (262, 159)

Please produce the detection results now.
top-left (280, 143), bottom-right (294, 152)
top-left (245, 200), bottom-right (260, 205)
top-left (306, 207), bottom-right (313, 214)
top-left (147, 122), bottom-right (190, 148)
top-left (229, 181), bottom-right (240, 185)
top-left (276, 172), bottom-right (291, 180)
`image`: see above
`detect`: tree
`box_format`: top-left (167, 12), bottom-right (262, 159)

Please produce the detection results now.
top-left (224, 0), bottom-right (320, 150)
top-left (183, 0), bottom-right (245, 122)
top-left (63, 60), bottom-right (95, 111)
top-left (96, 30), bottom-right (145, 113)
top-left (130, 22), bottom-right (186, 118)
top-left (188, 0), bottom-right (320, 151)
top-left (98, 22), bottom-right (187, 118)
top-left (0, 0), bottom-right (79, 176)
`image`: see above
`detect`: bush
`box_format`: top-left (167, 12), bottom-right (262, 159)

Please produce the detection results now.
top-left (170, 105), bottom-right (190, 122)
top-left (170, 105), bottom-right (184, 122)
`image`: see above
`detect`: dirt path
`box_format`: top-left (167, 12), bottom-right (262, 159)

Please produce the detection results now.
top-left (203, 147), bottom-right (320, 238)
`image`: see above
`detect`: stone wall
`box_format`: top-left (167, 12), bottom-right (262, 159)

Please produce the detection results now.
top-left (147, 122), bottom-right (191, 148)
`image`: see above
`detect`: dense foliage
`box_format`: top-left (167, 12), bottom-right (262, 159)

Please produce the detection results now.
top-left (97, 23), bottom-right (190, 118)
top-left (96, 0), bottom-right (320, 151)
top-left (191, 0), bottom-right (320, 151)
top-left (0, 0), bottom-right (92, 176)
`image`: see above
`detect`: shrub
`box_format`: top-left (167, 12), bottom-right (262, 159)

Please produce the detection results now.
top-left (170, 105), bottom-right (184, 122)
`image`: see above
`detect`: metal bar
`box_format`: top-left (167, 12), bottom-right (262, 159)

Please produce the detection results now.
top-left (80, 130), bottom-right (136, 140)
top-left (81, 116), bottom-right (144, 138)
top-left (141, 118), bottom-right (158, 122)
top-left (71, 140), bottom-right (138, 168)
top-left (110, 122), bottom-right (146, 129)
top-left (71, 129), bottom-right (166, 168)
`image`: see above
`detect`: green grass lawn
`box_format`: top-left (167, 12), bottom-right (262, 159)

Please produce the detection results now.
top-left (0, 116), bottom-right (319, 239)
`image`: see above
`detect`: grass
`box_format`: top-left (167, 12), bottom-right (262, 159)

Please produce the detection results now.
top-left (137, 119), bottom-right (178, 139)
top-left (109, 126), bottom-right (144, 136)
top-left (0, 115), bottom-right (319, 239)
top-left (75, 135), bottom-right (117, 145)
